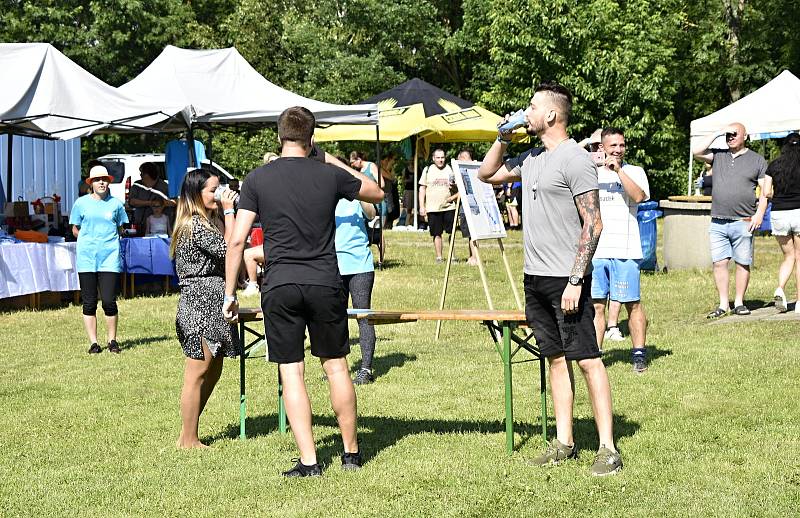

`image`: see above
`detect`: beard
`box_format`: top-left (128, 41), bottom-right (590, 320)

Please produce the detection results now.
top-left (525, 116), bottom-right (545, 136)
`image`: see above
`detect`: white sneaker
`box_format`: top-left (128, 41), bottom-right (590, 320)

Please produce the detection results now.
top-left (241, 282), bottom-right (260, 297)
top-left (774, 288), bottom-right (788, 312)
top-left (604, 326), bottom-right (625, 342)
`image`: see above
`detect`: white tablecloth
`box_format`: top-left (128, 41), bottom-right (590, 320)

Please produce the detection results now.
top-left (0, 242), bottom-right (79, 298)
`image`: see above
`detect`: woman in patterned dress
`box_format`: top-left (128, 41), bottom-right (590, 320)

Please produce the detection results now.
top-left (171, 169), bottom-right (240, 448)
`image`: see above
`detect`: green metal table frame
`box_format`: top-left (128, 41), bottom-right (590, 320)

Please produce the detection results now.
top-left (235, 310), bottom-right (547, 454)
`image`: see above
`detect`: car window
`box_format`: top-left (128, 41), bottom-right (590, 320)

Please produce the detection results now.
top-left (100, 160), bottom-right (125, 183)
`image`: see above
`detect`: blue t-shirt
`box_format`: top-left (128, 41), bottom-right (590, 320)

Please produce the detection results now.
top-left (69, 195), bottom-right (128, 273)
top-left (165, 139), bottom-right (207, 198)
top-left (335, 199), bottom-right (374, 275)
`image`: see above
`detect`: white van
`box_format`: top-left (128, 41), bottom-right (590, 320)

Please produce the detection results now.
top-left (97, 153), bottom-right (234, 203)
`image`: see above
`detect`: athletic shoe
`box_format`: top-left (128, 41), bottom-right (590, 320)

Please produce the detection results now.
top-left (107, 340), bottom-right (121, 354)
top-left (353, 368), bottom-right (374, 385)
top-left (632, 349), bottom-right (647, 373)
top-left (282, 459), bottom-right (322, 478)
top-left (435, 257), bottom-right (444, 264)
top-left (590, 446), bottom-right (623, 476)
top-left (341, 451), bottom-right (363, 471)
top-left (774, 288), bottom-right (788, 312)
top-left (604, 326), bottom-right (624, 342)
top-left (527, 439), bottom-right (577, 466)
top-left (88, 343), bottom-right (102, 354)
top-left (241, 281), bottom-right (260, 297)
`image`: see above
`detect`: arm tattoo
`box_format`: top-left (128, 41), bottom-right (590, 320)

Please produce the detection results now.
top-left (571, 190), bottom-right (603, 278)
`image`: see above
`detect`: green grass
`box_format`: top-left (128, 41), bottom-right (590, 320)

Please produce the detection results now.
top-left (1, 230), bottom-right (799, 517)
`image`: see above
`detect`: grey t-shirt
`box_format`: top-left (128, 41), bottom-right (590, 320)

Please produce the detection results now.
top-left (710, 149), bottom-right (767, 219)
top-left (506, 139), bottom-right (599, 277)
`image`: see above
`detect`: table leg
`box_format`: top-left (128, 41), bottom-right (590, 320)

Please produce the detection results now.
top-left (503, 322), bottom-right (514, 455)
top-left (278, 371), bottom-right (287, 434)
top-left (540, 353), bottom-right (547, 444)
top-left (130, 273), bottom-right (135, 298)
top-left (239, 321), bottom-right (246, 440)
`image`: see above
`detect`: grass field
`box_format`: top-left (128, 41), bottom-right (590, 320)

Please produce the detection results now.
top-left (1, 230), bottom-right (799, 517)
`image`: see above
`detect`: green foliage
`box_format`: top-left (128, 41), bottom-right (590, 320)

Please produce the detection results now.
top-left (2, 0), bottom-right (799, 195)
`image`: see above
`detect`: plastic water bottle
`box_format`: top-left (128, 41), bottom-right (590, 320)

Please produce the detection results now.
top-left (498, 109), bottom-right (526, 133)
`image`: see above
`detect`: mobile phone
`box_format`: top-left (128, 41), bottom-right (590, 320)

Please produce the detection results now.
top-left (590, 151), bottom-right (606, 167)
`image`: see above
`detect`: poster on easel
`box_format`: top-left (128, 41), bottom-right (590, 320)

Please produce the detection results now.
top-left (451, 159), bottom-right (506, 240)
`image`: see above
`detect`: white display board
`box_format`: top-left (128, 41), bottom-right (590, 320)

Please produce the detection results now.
top-left (451, 159), bottom-right (506, 240)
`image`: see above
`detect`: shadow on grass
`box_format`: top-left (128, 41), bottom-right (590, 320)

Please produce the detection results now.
top-left (347, 352), bottom-right (417, 377)
top-left (601, 345), bottom-right (672, 369)
top-left (374, 258), bottom-right (404, 269)
top-left (213, 412), bottom-right (639, 466)
top-left (120, 335), bottom-right (171, 351)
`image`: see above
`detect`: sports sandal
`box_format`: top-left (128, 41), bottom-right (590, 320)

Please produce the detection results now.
top-left (732, 305), bottom-right (751, 315)
top-left (706, 307), bottom-right (727, 319)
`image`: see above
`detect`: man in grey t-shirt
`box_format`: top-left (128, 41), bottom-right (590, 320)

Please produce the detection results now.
top-left (478, 81), bottom-right (622, 476)
top-left (692, 122), bottom-right (768, 318)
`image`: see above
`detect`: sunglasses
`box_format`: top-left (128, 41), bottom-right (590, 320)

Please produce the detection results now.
top-left (725, 132), bottom-right (738, 139)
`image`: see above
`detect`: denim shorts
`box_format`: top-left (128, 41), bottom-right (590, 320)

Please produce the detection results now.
top-left (590, 258), bottom-right (641, 302)
top-left (770, 208), bottom-right (800, 237)
top-left (709, 218), bottom-right (753, 265)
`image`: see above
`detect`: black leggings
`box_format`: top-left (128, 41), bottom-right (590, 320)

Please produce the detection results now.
top-left (79, 272), bottom-right (120, 316)
top-left (341, 272), bottom-right (376, 370)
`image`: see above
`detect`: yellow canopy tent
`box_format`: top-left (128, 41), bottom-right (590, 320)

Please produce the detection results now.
top-left (314, 79), bottom-right (528, 228)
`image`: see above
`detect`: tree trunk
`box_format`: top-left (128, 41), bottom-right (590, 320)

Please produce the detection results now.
top-left (722, 0), bottom-right (746, 102)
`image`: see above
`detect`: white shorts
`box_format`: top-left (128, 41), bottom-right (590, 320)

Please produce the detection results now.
top-left (771, 208), bottom-right (800, 236)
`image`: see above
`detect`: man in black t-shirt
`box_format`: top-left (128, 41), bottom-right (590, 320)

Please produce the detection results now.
top-left (223, 107), bottom-right (383, 477)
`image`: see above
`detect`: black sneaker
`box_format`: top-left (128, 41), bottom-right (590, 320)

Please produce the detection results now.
top-left (87, 343), bottom-right (102, 354)
top-left (353, 368), bottom-right (374, 385)
top-left (282, 459), bottom-right (322, 478)
top-left (108, 340), bottom-right (121, 354)
top-left (341, 451), bottom-right (363, 471)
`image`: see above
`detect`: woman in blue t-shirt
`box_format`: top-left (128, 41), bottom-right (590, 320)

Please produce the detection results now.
top-left (335, 197), bottom-right (377, 384)
top-left (69, 165), bottom-right (129, 354)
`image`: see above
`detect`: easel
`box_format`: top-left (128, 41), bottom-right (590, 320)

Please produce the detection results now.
top-left (435, 197), bottom-right (522, 340)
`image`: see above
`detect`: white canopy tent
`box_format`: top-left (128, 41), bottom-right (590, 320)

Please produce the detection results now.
top-left (688, 70), bottom-right (800, 193)
top-left (0, 43), bottom-right (189, 140)
top-left (119, 45), bottom-right (379, 128)
top-left (0, 43), bottom-right (190, 201)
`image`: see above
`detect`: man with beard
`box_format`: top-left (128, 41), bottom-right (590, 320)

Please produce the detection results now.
top-left (477, 81), bottom-right (622, 476)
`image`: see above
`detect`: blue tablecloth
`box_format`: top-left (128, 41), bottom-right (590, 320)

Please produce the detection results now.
top-left (121, 237), bottom-right (176, 277)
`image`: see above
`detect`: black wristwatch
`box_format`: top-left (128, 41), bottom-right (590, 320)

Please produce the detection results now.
top-left (568, 275), bottom-right (583, 286)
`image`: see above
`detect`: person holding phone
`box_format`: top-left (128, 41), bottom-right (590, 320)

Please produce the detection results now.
top-left (591, 128), bottom-right (650, 373)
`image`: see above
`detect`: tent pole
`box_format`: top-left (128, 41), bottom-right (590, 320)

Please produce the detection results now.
top-left (687, 146), bottom-right (693, 196)
top-left (413, 137), bottom-right (419, 229)
top-left (5, 134), bottom-right (13, 202)
top-left (375, 125), bottom-right (384, 268)
top-left (187, 126), bottom-right (197, 168)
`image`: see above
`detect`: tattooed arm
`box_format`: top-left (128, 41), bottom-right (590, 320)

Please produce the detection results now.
top-left (572, 189), bottom-right (603, 277)
top-left (561, 189), bottom-right (603, 314)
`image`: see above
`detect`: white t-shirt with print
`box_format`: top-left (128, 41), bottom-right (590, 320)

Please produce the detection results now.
top-left (594, 163), bottom-right (650, 260)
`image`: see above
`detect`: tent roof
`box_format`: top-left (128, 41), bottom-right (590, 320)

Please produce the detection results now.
top-left (690, 70), bottom-right (800, 142)
top-left (0, 43), bottom-right (188, 140)
top-left (119, 45), bottom-right (378, 127)
top-left (360, 78), bottom-right (473, 118)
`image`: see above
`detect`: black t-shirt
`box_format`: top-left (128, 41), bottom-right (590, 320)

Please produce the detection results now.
top-left (238, 157), bottom-right (361, 292)
top-left (767, 165), bottom-right (800, 211)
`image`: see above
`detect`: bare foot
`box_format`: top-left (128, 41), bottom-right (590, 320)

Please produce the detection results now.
top-left (176, 437), bottom-right (209, 449)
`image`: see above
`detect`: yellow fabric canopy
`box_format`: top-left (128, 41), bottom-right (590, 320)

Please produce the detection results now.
top-left (315, 100), bottom-right (427, 142)
top-left (418, 102), bottom-right (528, 144)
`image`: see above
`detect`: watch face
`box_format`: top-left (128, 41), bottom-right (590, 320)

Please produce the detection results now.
top-left (569, 276), bottom-right (582, 286)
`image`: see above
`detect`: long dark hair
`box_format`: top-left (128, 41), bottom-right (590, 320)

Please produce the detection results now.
top-left (767, 133), bottom-right (800, 194)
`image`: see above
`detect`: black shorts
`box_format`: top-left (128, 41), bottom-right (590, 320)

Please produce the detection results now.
top-left (459, 209), bottom-right (470, 239)
top-left (428, 210), bottom-right (456, 237)
top-left (524, 274), bottom-right (600, 361)
top-left (261, 284), bottom-right (350, 364)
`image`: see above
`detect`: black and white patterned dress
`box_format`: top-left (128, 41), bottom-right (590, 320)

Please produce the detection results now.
top-left (174, 215), bottom-right (240, 360)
